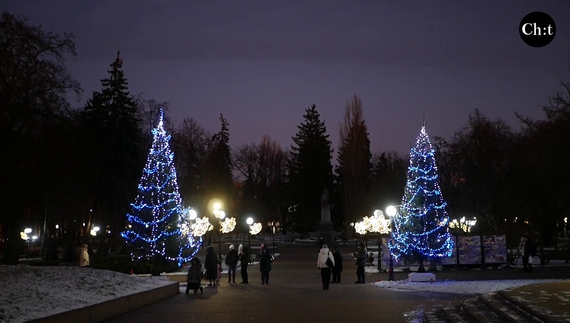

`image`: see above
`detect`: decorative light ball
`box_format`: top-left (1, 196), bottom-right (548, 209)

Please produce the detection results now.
top-left (246, 217), bottom-right (254, 225)
top-left (189, 209), bottom-right (198, 220)
top-left (386, 206), bottom-right (397, 217)
top-left (213, 202), bottom-right (222, 210)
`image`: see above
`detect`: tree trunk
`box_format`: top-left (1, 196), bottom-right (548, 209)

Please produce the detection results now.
top-left (417, 254), bottom-right (426, 272)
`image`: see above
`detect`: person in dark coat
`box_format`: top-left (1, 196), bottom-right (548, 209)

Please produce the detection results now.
top-left (331, 247), bottom-right (343, 283)
top-left (524, 234), bottom-right (538, 273)
top-left (519, 236), bottom-right (529, 272)
top-left (354, 242), bottom-right (367, 284)
top-left (186, 257), bottom-right (203, 294)
top-left (259, 243), bottom-right (273, 285)
top-left (204, 246), bottom-right (218, 287)
top-left (238, 244), bottom-right (249, 284)
top-left (225, 244), bottom-right (239, 283)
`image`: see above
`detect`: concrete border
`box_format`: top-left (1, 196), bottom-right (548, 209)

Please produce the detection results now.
top-left (27, 282), bottom-right (180, 323)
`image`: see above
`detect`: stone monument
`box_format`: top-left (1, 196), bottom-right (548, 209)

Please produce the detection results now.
top-left (317, 188), bottom-right (335, 247)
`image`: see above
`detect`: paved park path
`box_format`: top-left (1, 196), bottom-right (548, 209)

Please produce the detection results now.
top-left (103, 245), bottom-right (570, 323)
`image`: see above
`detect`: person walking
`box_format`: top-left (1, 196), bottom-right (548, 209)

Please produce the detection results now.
top-left (331, 247), bottom-right (343, 283)
top-left (79, 244), bottom-right (90, 267)
top-left (524, 233), bottom-right (538, 273)
top-left (205, 246), bottom-right (218, 287)
top-left (238, 244), bottom-right (249, 284)
top-left (259, 243), bottom-right (273, 285)
top-left (519, 236), bottom-right (528, 272)
top-left (354, 242), bottom-right (367, 284)
top-left (225, 244), bottom-right (239, 283)
top-left (317, 244), bottom-right (335, 290)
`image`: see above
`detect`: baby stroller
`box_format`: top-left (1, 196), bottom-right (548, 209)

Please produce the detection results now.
top-left (186, 257), bottom-right (204, 295)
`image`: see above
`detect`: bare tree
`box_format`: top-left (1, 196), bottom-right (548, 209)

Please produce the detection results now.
top-left (337, 95), bottom-right (371, 237)
top-left (171, 117), bottom-right (211, 212)
top-left (233, 135), bottom-right (287, 224)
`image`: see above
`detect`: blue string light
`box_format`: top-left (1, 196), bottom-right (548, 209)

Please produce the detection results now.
top-left (121, 109), bottom-right (202, 267)
top-left (389, 125), bottom-right (454, 261)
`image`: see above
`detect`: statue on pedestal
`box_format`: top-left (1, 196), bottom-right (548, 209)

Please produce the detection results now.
top-left (321, 187), bottom-right (329, 204)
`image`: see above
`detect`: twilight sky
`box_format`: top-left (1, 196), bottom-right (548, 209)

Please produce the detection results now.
top-left (4, 1), bottom-right (570, 155)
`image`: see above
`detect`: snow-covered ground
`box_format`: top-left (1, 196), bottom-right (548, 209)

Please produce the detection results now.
top-left (1, 258), bottom-right (569, 323)
top-left (373, 278), bottom-right (567, 294)
top-left (0, 265), bottom-right (174, 323)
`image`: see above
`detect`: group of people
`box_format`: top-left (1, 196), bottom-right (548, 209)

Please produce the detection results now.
top-left (189, 243), bottom-right (274, 288)
top-left (317, 240), bottom-right (367, 290)
top-left (316, 244), bottom-right (345, 290)
top-left (188, 239), bottom-right (368, 292)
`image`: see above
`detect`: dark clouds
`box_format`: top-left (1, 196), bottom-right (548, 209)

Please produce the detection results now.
top-left (3, 0), bottom-right (570, 154)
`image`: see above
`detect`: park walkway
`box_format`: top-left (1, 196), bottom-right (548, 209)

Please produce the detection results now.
top-left (102, 245), bottom-right (570, 323)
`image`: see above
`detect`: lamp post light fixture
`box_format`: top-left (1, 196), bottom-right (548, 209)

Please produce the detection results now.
top-left (246, 217), bottom-right (254, 249)
top-left (188, 209), bottom-right (198, 220)
top-left (21, 228), bottom-right (32, 258)
top-left (385, 205), bottom-right (399, 281)
top-left (267, 221), bottom-right (280, 253)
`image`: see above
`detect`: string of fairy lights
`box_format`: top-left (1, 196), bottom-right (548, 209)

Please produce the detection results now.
top-left (123, 113), bottom-right (456, 267)
top-left (121, 109), bottom-right (202, 267)
top-left (388, 125), bottom-right (454, 261)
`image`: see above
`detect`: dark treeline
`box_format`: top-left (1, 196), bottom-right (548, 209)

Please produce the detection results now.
top-left (1, 12), bottom-right (569, 263)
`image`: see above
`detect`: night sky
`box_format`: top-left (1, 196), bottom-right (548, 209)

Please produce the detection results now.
top-left (4, 1), bottom-right (570, 154)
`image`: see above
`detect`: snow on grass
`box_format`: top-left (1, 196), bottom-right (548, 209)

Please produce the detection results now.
top-left (0, 265), bottom-right (175, 323)
top-left (374, 278), bottom-right (569, 294)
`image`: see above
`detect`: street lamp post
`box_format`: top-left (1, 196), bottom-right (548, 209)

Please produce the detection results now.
top-left (267, 221), bottom-right (280, 254)
top-left (22, 228), bottom-right (32, 258)
top-left (386, 205), bottom-right (399, 281)
top-left (212, 202), bottom-right (226, 259)
top-left (246, 217), bottom-right (254, 250)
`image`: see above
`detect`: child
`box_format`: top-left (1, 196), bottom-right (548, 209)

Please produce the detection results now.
top-left (216, 259), bottom-right (222, 285)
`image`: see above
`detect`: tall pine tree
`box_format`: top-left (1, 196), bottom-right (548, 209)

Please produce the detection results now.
top-left (389, 124), bottom-right (454, 272)
top-left (81, 52), bottom-right (144, 251)
top-left (337, 95), bottom-right (372, 237)
top-left (287, 104), bottom-right (333, 234)
top-left (121, 109), bottom-right (201, 268)
top-left (202, 114), bottom-right (235, 211)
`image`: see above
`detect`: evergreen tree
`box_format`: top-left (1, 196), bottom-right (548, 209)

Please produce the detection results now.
top-left (121, 109), bottom-right (201, 268)
top-left (337, 95), bottom-right (372, 237)
top-left (81, 52), bottom-right (145, 251)
top-left (202, 114), bottom-right (235, 210)
top-left (287, 104), bottom-right (333, 234)
top-left (389, 125), bottom-right (454, 272)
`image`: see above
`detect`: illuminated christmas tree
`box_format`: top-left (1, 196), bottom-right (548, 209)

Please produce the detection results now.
top-left (121, 109), bottom-right (201, 268)
top-left (389, 124), bottom-right (453, 272)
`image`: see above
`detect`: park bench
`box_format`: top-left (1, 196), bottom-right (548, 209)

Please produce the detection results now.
top-left (540, 248), bottom-right (569, 265)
